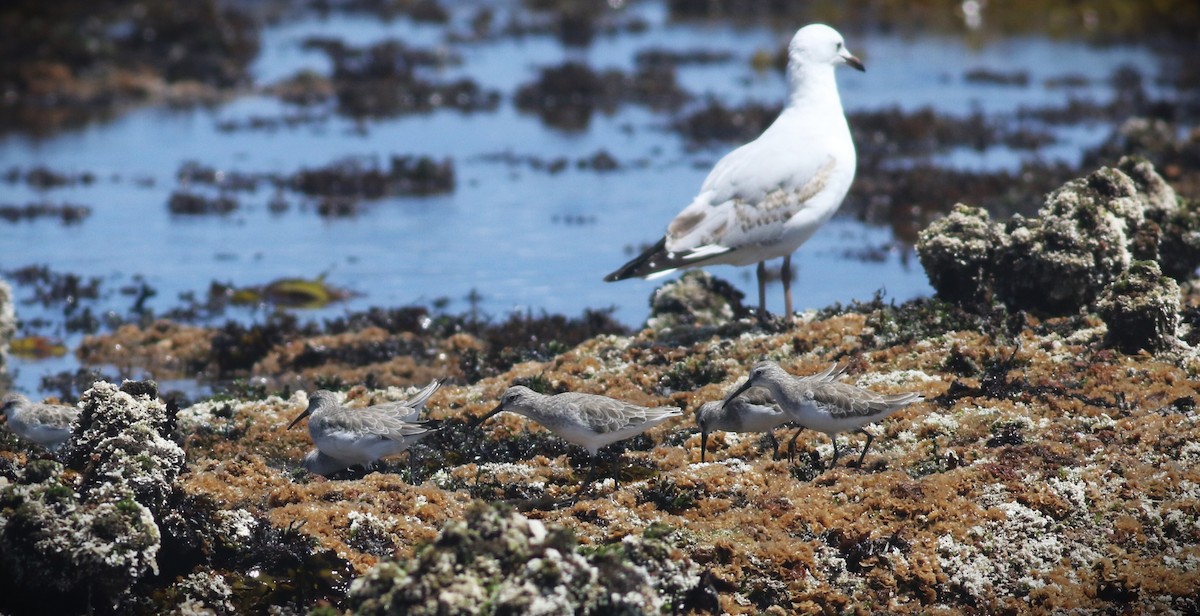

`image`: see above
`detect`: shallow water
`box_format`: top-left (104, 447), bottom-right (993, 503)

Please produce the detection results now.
top-left (0, 2), bottom-right (1168, 395)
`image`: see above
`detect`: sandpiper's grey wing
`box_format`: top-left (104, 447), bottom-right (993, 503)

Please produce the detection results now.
top-left (332, 407), bottom-right (433, 441)
top-left (809, 381), bottom-right (920, 419)
top-left (402, 379), bottom-right (441, 413)
top-left (737, 385), bottom-right (781, 408)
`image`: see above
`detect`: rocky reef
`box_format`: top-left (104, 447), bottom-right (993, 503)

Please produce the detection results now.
top-left (917, 157), bottom-right (1200, 355)
top-left (348, 502), bottom-right (707, 614)
top-left (3, 161), bottom-right (1200, 614)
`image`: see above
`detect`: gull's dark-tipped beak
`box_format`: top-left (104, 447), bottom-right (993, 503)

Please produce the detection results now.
top-left (470, 403), bottom-right (505, 429)
top-left (286, 408), bottom-right (311, 430)
top-left (845, 54), bottom-right (865, 72)
top-left (701, 430), bottom-right (709, 463)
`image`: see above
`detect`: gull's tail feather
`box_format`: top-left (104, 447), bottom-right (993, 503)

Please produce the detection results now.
top-left (604, 237), bottom-right (731, 282)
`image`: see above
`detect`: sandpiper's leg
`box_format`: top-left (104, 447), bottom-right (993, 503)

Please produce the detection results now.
top-left (830, 436), bottom-right (841, 468)
top-left (787, 427), bottom-right (804, 463)
top-left (756, 261), bottom-right (768, 320)
top-left (782, 254), bottom-right (794, 317)
top-left (583, 456), bottom-right (598, 488)
top-left (768, 429), bottom-right (781, 460)
top-left (856, 429), bottom-right (875, 469)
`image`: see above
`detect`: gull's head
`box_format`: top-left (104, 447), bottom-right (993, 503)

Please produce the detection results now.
top-left (789, 24), bottom-right (865, 73)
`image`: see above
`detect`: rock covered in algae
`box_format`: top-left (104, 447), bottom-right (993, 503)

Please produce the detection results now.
top-left (915, 203), bottom-right (1004, 306)
top-left (997, 165), bottom-right (1143, 313)
top-left (917, 158), bottom-right (1197, 320)
top-left (646, 270), bottom-right (747, 330)
top-left (1096, 260), bottom-right (1181, 353)
top-left (0, 380), bottom-right (183, 610)
top-left (61, 380), bottom-right (185, 514)
top-left (347, 502), bottom-right (702, 615)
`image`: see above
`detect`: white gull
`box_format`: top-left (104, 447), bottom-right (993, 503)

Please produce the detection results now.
top-left (605, 23), bottom-right (864, 319)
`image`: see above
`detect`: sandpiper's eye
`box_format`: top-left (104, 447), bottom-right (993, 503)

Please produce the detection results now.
top-left (836, 42), bottom-right (843, 50)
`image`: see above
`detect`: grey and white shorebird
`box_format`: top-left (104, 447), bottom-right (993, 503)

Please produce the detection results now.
top-left (724, 361), bottom-right (922, 468)
top-left (696, 387), bottom-right (794, 463)
top-left (1, 393), bottom-right (79, 452)
top-left (474, 386), bottom-right (683, 489)
top-left (604, 23), bottom-right (864, 319)
top-left (287, 380), bottom-right (441, 476)
top-left (696, 363), bottom-right (847, 462)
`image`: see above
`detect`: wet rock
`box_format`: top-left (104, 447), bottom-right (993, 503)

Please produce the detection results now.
top-left (916, 204), bottom-right (1005, 307)
top-left (0, 201), bottom-right (91, 224)
top-left (168, 190), bottom-right (239, 215)
top-left (0, 380), bottom-right (183, 611)
top-left (515, 61), bottom-right (688, 131)
top-left (291, 155), bottom-right (455, 199)
top-left (996, 165), bottom-right (1141, 313)
top-left (646, 270), bottom-right (748, 331)
top-left (347, 502), bottom-right (700, 615)
top-left (302, 38), bottom-right (499, 119)
top-left (918, 161), bottom-right (1194, 318)
top-left (963, 68), bottom-right (1030, 86)
top-left (61, 380), bottom-right (184, 514)
top-left (0, 0), bottom-right (258, 135)
top-left (675, 100), bottom-right (781, 144)
top-left (1096, 260), bottom-right (1181, 353)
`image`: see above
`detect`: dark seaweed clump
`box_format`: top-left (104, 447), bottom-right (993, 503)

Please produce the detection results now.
top-left (301, 38), bottom-right (500, 119)
top-left (0, 0), bottom-right (259, 134)
top-left (0, 202), bottom-right (91, 224)
top-left (515, 61), bottom-right (689, 131)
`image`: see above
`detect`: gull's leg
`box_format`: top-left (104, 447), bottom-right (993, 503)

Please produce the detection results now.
top-left (756, 261), bottom-right (768, 320)
top-left (782, 254), bottom-right (794, 317)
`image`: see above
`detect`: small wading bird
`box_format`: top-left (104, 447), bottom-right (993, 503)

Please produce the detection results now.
top-left (695, 363), bottom-right (848, 462)
top-left (724, 361), bottom-right (922, 468)
top-left (1, 393), bottom-right (79, 452)
top-left (473, 385), bottom-right (682, 493)
top-left (287, 380), bottom-right (441, 476)
top-left (604, 23), bottom-right (864, 319)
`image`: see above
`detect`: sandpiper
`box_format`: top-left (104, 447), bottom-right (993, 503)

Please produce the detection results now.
top-left (287, 381), bottom-right (440, 476)
top-left (1, 393), bottom-right (79, 452)
top-left (696, 387), bottom-right (793, 462)
top-left (605, 23), bottom-right (864, 319)
top-left (724, 361), bottom-right (922, 468)
top-left (474, 386), bottom-right (682, 489)
top-left (696, 363), bottom-right (846, 462)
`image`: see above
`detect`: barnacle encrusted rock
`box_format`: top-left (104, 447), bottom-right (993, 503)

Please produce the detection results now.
top-left (62, 380), bottom-right (185, 514)
top-left (646, 270), bottom-right (747, 330)
top-left (0, 460), bottom-right (161, 606)
top-left (915, 203), bottom-right (1003, 306)
top-left (0, 381), bottom-right (184, 609)
top-left (347, 502), bottom-right (701, 615)
top-left (996, 165), bottom-right (1141, 313)
top-left (917, 159), bottom-right (1198, 320)
top-left (1096, 260), bottom-right (1181, 353)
